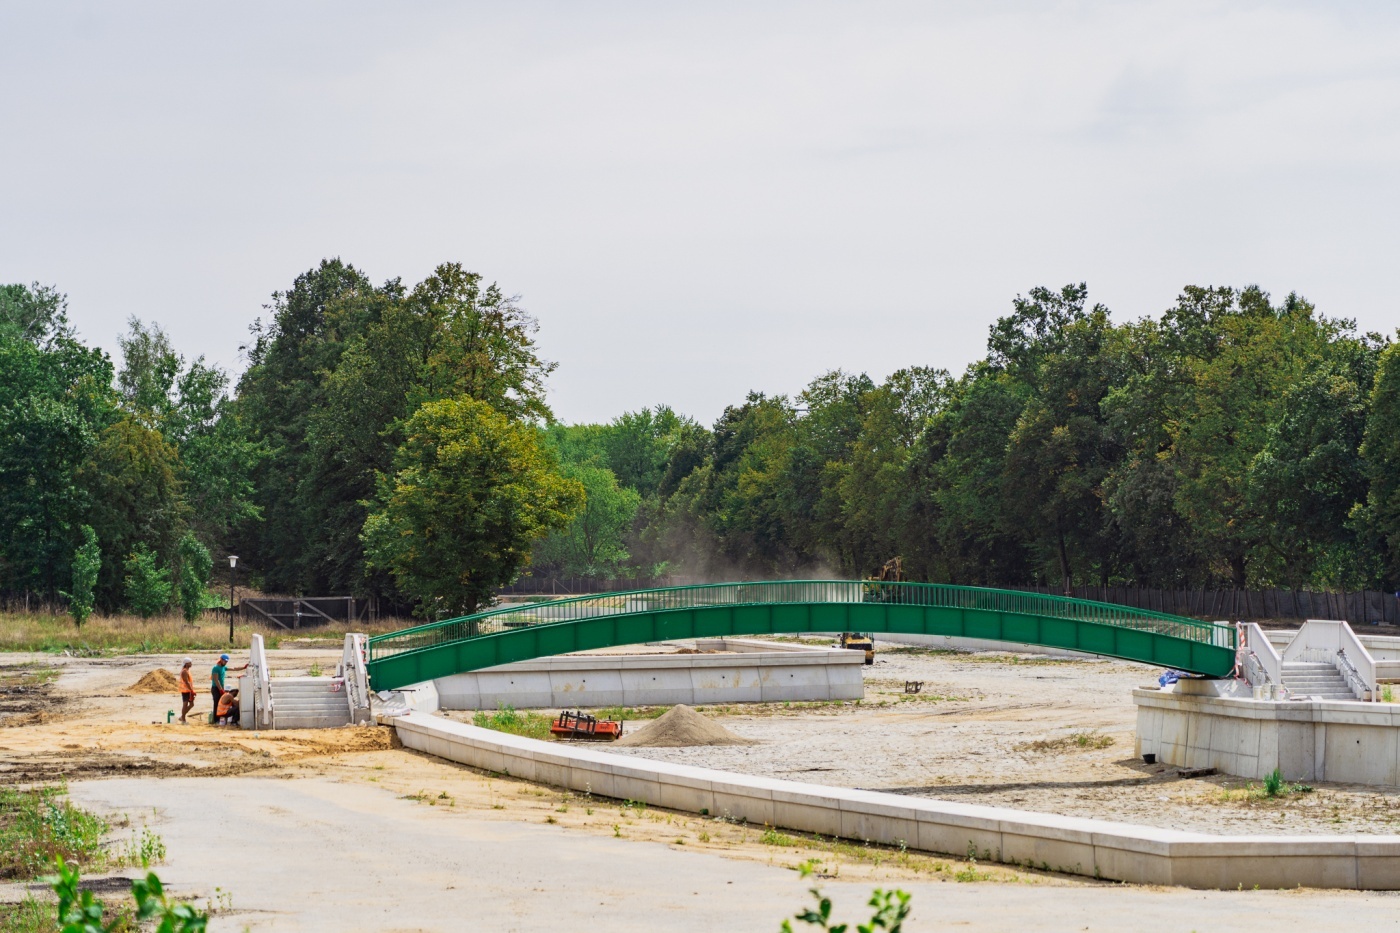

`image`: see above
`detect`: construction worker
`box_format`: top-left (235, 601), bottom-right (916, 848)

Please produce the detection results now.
top-left (178, 658), bottom-right (197, 723)
top-left (211, 653), bottom-right (247, 711)
top-left (216, 688), bottom-right (240, 726)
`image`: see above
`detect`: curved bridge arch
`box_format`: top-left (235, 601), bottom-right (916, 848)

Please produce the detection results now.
top-left (366, 581), bottom-right (1237, 691)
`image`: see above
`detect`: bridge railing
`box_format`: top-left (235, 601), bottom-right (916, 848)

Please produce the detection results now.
top-left (367, 580), bottom-right (1233, 663)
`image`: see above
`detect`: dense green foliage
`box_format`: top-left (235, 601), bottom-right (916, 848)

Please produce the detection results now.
top-left (556, 283), bottom-right (1397, 592)
top-left (2, 268), bottom-right (1397, 619)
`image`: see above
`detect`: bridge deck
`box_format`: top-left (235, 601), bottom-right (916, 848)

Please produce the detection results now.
top-left (366, 581), bottom-right (1237, 691)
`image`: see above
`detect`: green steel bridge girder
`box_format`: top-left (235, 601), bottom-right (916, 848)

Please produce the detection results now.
top-left (366, 600), bottom-right (1237, 692)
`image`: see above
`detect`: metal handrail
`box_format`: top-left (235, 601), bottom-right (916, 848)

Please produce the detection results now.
top-left (1242, 649), bottom-right (1273, 686)
top-left (367, 580), bottom-right (1233, 664)
top-left (1336, 648), bottom-right (1370, 701)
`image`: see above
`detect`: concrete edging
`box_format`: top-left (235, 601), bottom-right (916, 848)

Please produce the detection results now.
top-left (391, 711), bottom-right (1400, 890)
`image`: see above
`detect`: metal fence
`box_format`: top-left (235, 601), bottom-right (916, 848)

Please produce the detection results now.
top-left (240, 597), bottom-right (372, 629)
top-left (370, 580), bottom-right (1230, 663)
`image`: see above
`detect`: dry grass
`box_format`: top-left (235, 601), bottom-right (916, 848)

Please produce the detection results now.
top-left (1016, 731), bottom-right (1116, 753)
top-left (0, 611), bottom-right (411, 655)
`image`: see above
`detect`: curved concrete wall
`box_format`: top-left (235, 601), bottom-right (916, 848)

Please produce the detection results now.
top-left (431, 639), bottom-right (865, 710)
top-left (392, 711), bottom-right (1400, 890)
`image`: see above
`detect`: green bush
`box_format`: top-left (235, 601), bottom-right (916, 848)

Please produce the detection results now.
top-left (175, 534), bottom-right (212, 624)
top-left (63, 526), bottom-right (100, 629)
top-left (123, 545), bottom-right (172, 619)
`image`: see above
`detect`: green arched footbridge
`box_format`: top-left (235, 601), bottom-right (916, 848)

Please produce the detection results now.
top-left (365, 581), bottom-right (1237, 691)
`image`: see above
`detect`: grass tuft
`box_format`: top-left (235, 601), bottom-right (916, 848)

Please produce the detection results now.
top-left (1017, 731), bottom-right (1115, 753)
top-left (0, 785), bottom-right (109, 879)
top-left (471, 705), bottom-right (554, 741)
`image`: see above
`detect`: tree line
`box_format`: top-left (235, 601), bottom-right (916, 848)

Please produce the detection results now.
top-left (2, 265), bottom-right (1398, 624)
top-left (583, 283), bottom-right (1400, 596)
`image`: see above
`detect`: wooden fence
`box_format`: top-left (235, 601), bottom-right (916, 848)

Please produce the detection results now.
top-left (1010, 585), bottom-right (1400, 626)
top-left (496, 580), bottom-right (1400, 627)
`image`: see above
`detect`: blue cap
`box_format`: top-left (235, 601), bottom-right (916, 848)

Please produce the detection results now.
top-left (220, 653), bottom-right (230, 661)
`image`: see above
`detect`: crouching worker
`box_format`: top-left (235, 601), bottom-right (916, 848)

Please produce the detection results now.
top-left (216, 688), bottom-right (240, 726)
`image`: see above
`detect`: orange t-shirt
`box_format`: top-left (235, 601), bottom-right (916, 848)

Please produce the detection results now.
top-left (178, 669), bottom-right (195, 695)
top-left (217, 692), bottom-right (237, 716)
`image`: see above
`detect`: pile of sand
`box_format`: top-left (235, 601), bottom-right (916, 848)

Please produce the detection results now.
top-left (613, 705), bottom-right (757, 748)
top-left (127, 669), bottom-right (181, 694)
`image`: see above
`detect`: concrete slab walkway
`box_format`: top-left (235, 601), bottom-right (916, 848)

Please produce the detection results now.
top-left (42, 777), bottom-right (1400, 931)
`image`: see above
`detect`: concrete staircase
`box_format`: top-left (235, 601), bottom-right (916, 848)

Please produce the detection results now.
top-left (1280, 661), bottom-right (1355, 700)
top-left (268, 677), bottom-right (352, 729)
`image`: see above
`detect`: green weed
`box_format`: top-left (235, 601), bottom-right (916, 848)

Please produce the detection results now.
top-left (761, 826), bottom-right (798, 847)
top-left (119, 827), bottom-right (167, 869)
top-left (471, 705), bottom-right (554, 741)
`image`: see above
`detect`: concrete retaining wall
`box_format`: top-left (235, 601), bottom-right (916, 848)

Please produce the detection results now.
top-left (1136, 686), bottom-right (1400, 784)
top-left (431, 638), bottom-right (865, 710)
top-left (392, 711), bottom-right (1400, 890)
top-left (1266, 629), bottom-right (1400, 681)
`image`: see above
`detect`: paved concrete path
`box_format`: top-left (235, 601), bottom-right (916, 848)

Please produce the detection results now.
top-left (52, 778), bottom-right (1400, 932)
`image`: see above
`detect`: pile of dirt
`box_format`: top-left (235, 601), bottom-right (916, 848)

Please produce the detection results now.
top-left (126, 669), bottom-right (181, 694)
top-left (614, 705), bottom-right (757, 748)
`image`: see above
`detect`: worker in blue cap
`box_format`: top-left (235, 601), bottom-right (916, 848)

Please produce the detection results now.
top-left (210, 652), bottom-right (248, 713)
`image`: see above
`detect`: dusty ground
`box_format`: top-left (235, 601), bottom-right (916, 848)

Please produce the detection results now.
top-left (604, 642), bottom-right (1400, 836)
top-left (5, 644), bottom-right (1400, 929)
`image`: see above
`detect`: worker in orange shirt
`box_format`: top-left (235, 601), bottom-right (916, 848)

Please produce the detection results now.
top-left (216, 688), bottom-right (240, 726)
top-left (178, 657), bottom-right (197, 723)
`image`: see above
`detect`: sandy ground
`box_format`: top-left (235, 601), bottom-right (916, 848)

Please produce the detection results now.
top-left (604, 643), bottom-right (1400, 836)
top-left (5, 645), bottom-right (1400, 929)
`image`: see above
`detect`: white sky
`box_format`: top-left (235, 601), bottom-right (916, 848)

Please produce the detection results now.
top-left (3, 1), bottom-right (1399, 425)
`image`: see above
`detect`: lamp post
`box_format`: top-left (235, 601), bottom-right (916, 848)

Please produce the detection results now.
top-left (228, 556), bottom-right (238, 645)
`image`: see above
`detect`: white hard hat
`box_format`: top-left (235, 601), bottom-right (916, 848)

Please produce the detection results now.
top-left (181, 657), bottom-right (192, 666)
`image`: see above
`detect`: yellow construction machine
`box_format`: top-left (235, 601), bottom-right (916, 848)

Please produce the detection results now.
top-left (841, 557), bottom-right (906, 664)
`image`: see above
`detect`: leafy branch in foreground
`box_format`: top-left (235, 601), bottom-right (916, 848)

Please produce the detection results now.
top-left (47, 855), bottom-right (208, 933)
top-left (781, 861), bottom-right (911, 933)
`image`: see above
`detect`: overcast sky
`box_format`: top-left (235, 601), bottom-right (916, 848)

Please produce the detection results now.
top-left (3, 1), bottom-right (1398, 424)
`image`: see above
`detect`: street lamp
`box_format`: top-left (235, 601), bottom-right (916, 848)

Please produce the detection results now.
top-left (228, 556), bottom-right (238, 645)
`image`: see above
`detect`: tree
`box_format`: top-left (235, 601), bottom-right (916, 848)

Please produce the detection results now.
top-left (362, 397), bottom-right (583, 617)
top-left (79, 417), bottom-right (185, 609)
top-left (0, 282), bottom-right (73, 348)
top-left (124, 544), bottom-right (172, 618)
top-left (175, 533), bottom-right (213, 623)
top-left (64, 526), bottom-right (100, 627)
top-left (0, 318), bottom-right (115, 598)
top-left (235, 259), bottom-right (379, 594)
top-left (117, 317), bottom-right (181, 427)
top-left (532, 463), bottom-right (641, 578)
top-left (1360, 343), bottom-right (1400, 587)
top-left (994, 287), bottom-right (1121, 591)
